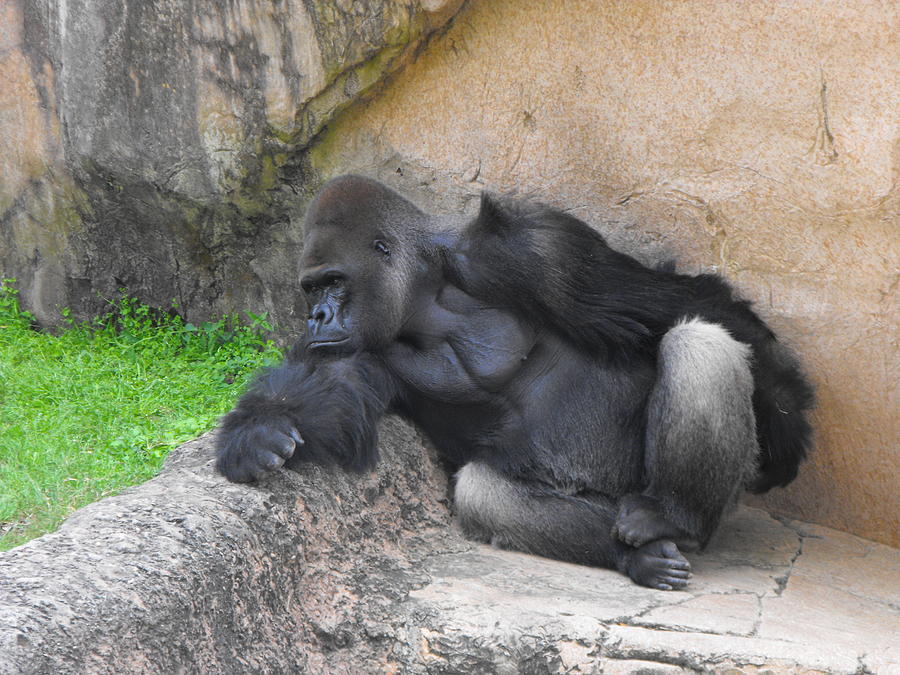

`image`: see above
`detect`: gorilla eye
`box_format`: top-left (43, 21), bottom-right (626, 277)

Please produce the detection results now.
top-left (373, 239), bottom-right (391, 257)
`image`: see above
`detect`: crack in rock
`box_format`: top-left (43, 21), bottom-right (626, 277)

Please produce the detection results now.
top-left (773, 531), bottom-right (804, 596)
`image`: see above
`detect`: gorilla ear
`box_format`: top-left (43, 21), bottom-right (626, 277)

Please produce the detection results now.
top-left (473, 192), bottom-right (517, 234)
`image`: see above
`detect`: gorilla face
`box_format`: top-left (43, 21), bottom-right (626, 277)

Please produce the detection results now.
top-left (299, 229), bottom-right (396, 355)
top-left (298, 175), bottom-right (424, 356)
top-left (300, 263), bottom-right (353, 353)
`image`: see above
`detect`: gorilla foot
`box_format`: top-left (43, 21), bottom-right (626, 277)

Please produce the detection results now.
top-left (624, 539), bottom-right (692, 591)
top-left (612, 494), bottom-right (696, 549)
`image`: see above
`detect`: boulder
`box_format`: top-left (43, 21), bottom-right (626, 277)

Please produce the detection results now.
top-left (1, 423), bottom-right (897, 673)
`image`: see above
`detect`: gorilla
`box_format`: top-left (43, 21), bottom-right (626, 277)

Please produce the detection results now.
top-left (216, 175), bottom-right (814, 590)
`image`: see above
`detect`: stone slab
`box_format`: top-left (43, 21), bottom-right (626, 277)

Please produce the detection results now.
top-left (402, 508), bottom-right (900, 673)
top-left (1, 429), bottom-right (897, 673)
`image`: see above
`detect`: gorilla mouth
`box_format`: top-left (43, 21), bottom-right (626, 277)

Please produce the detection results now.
top-left (307, 337), bottom-right (350, 350)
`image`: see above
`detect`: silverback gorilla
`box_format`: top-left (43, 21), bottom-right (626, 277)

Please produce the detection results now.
top-left (216, 175), bottom-right (814, 590)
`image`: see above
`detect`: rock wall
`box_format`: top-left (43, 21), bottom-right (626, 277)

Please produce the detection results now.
top-left (1, 1), bottom-right (897, 544)
top-left (1, 0), bottom-right (463, 328)
top-left (3, 427), bottom-right (897, 673)
top-left (0, 422), bottom-right (460, 673)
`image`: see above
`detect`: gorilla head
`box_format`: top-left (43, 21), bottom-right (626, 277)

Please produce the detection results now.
top-left (299, 175), bottom-right (436, 356)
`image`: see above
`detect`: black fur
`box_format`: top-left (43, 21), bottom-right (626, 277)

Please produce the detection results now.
top-left (216, 354), bottom-right (393, 481)
top-left (215, 175), bottom-right (815, 590)
top-left (448, 194), bottom-right (814, 493)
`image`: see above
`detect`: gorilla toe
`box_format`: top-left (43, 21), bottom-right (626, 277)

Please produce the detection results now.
top-left (625, 539), bottom-right (692, 591)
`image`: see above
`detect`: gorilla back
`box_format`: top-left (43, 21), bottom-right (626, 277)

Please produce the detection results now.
top-left (216, 175), bottom-right (814, 590)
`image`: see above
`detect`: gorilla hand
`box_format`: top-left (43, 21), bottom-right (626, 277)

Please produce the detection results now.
top-left (216, 356), bottom-right (394, 482)
top-left (216, 418), bottom-right (304, 483)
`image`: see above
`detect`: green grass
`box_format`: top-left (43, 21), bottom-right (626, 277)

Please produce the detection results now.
top-left (0, 280), bottom-right (282, 551)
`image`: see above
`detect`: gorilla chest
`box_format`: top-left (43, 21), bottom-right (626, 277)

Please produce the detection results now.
top-left (388, 285), bottom-right (538, 402)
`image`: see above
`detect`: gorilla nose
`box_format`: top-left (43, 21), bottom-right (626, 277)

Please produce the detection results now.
top-left (311, 304), bottom-right (334, 324)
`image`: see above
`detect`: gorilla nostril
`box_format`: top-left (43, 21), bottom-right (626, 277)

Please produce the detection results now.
top-left (311, 304), bottom-right (334, 324)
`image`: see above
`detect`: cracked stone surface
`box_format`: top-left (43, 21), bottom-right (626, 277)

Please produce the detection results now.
top-left (1, 423), bottom-right (897, 673)
top-left (410, 507), bottom-right (900, 673)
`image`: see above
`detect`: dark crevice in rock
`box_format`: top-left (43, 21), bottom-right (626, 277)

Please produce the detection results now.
top-left (602, 640), bottom-right (707, 673)
top-left (750, 592), bottom-right (763, 637)
top-left (773, 532), bottom-right (804, 596)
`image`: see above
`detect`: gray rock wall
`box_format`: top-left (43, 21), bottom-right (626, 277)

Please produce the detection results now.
top-left (1, 0), bottom-right (463, 330)
top-left (2, 426), bottom-right (897, 673)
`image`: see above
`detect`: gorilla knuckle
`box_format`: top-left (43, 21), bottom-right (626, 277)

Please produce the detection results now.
top-left (262, 453), bottom-right (285, 472)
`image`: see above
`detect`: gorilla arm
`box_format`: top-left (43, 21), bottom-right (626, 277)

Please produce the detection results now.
top-left (446, 194), bottom-right (683, 359)
top-left (215, 353), bottom-right (395, 482)
top-left (385, 283), bottom-right (537, 403)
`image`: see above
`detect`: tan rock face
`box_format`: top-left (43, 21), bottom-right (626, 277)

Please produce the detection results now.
top-left (0, 2), bottom-right (45, 212)
top-left (0, 2), bottom-right (88, 325)
top-left (312, 0), bottom-right (899, 546)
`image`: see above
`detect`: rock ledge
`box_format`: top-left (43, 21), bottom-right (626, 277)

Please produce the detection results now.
top-left (1, 421), bottom-right (897, 673)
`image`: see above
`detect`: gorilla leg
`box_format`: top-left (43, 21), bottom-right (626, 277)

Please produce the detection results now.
top-left (454, 462), bottom-right (691, 590)
top-left (613, 319), bottom-right (758, 549)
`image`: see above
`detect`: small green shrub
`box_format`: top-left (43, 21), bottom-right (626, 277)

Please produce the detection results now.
top-left (0, 280), bottom-right (281, 550)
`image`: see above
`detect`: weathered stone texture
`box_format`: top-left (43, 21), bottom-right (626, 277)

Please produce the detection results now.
top-left (1, 429), bottom-right (897, 673)
top-left (0, 421), bottom-right (456, 673)
top-left (1, 0), bottom-right (464, 328)
top-left (305, 0), bottom-right (900, 547)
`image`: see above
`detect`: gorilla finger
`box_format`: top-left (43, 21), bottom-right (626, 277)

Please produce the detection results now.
top-left (227, 465), bottom-right (257, 483)
top-left (659, 576), bottom-right (690, 589)
top-left (655, 583), bottom-right (673, 591)
top-left (665, 558), bottom-right (691, 571)
top-left (663, 567), bottom-right (692, 579)
top-left (290, 428), bottom-right (305, 446)
top-left (217, 452), bottom-right (256, 483)
top-left (255, 450), bottom-right (287, 473)
top-left (266, 432), bottom-right (296, 459)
